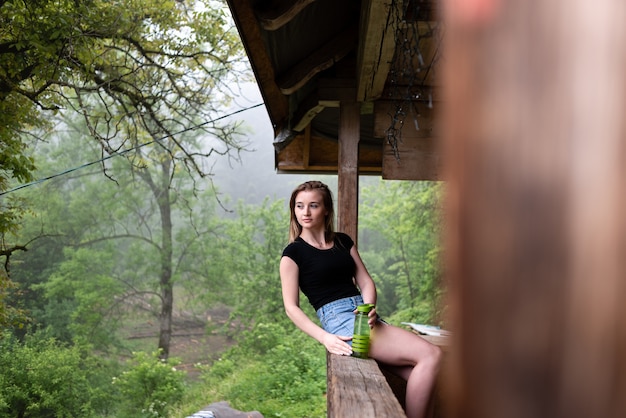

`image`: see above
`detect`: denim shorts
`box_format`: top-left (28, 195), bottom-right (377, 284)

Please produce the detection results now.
top-left (316, 295), bottom-right (364, 345)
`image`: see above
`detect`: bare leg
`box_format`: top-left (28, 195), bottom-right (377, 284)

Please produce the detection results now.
top-left (369, 323), bottom-right (441, 418)
top-left (381, 364), bottom-right (437, 418)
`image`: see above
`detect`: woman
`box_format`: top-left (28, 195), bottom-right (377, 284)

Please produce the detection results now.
top-left (279, 180), bottom-right (441, 418)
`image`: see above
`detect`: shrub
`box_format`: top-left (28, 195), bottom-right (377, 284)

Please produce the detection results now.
top-left (0, 331), bottom-right (99, 417)
top-left (112, 350), bottom-right (186, 418)
top-left (200, 323), bottom-right (327, 417)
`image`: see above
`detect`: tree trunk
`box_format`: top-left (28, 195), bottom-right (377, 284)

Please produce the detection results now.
top-left (143, 159), bottom-right (174, 360)
top-left (158, 161), bottom-right (174, 359)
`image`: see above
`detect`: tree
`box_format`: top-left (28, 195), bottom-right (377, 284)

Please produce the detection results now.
top-left (1, 0), bottom-right (249, 350)
top-left (16, 126), bottom-right (242, 357)
top-left (0, 0), bottom-right (248, 201)
top-left (1, 0), bottom-right (245, 175)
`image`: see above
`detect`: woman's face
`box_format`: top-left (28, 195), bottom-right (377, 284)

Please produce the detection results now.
top-left (294, 190), bottom-right (328, 231)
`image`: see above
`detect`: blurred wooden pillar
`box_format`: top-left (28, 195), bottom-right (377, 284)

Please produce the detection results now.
top-left (441, 1), bottom-right (626, 418)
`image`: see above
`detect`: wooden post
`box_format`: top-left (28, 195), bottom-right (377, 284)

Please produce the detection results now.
top-left (441, 1), bottom-right (626, 418)
top-left (338, 100), bottom-right (360, 242)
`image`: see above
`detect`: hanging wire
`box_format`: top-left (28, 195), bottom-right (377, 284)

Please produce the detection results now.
top-left (384, 0), bottom-right (443, 161)
top-left (0, 103), bottom-right (265, 196)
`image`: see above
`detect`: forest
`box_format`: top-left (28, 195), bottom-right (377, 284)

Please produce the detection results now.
top-left (0, 1), bottom-right (445, 417)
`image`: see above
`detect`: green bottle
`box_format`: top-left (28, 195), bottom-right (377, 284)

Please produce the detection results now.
top-left (352, 303), bottom-right (375, 359)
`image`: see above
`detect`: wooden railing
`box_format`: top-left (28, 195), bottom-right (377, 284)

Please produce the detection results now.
top-left (326, 352), bottom-right (407, 418)
top-left (326, 334), bottom-right (449, 418)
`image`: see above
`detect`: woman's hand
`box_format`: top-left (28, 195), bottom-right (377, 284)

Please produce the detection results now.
top-left (351, 305), bottom-right (378, 328)
top-left (322, 333), bottom-right (353, 356)
top-left (367, 306), bottom-right (378, 328)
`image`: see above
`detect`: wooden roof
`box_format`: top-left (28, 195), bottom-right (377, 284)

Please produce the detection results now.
top-left (226, 0), bottom-right (442, 180)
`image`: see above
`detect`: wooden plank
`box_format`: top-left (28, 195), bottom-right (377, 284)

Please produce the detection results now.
top-left (374, 100), bottom-right (436, 138)
top-left (375, 100), bottom-right (440, 180)
top-left (276, 134), bottom-right (382, 173)
top-left (382, 136), bottom-right (440, 180)
top-left (327, 352), bottom-right (406, 418)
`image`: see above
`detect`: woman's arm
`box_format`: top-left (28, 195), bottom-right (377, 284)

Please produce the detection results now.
top-left (279, 256), bottom-right (353, 356)
top-left (350, 246), bottom-right (379, 325)
top-left (351, 246), bottom-right (377, 304)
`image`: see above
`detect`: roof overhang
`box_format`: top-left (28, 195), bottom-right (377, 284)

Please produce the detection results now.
top-left (227, 0), bottom-right (442, 179)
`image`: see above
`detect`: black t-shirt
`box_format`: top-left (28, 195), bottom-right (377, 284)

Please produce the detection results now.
top-left (281, 232), bottom-right (361, 311)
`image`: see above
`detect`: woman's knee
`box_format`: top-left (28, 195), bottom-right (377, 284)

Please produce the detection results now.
top-left (420, 341), bottom-right (442, 372)
top-left (399, 336), bottom-right (442, 370)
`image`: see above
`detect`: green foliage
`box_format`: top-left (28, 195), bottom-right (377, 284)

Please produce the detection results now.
top-left (113, 350), bottom-right (186, 418)
top-left (198, 323), bottom-right (327, 418)
top-left (0, 269), bottom-right (29, 329)
top-left (385, 300), bottom-right (439, 326)
top-left (7, 134), bottom-right (446, 417)
top-left (0, 195), bottom-right (30, 237)
top-left (1, 3), bottom-right (443, 418)
top-left (13, 122), bottom-right (242, 355)
top-left (0, 330), bottom-right (191, 418)
top-left (32, 245), bottom-right (126, 347)
top-left (0, 331), bottom-right (116, 417)
top-left (360, 180), bottom-right (445, 324)
top-left (0, 193), bottom-right (33, 329)
top-left (0, 101), bottom-right (38, 190)
top-left (0, 0), bottom-right (246, 197)
top-left (0, 0), bottom-right (248, 335)
top-left (214, 199), bottom-right (291, 328)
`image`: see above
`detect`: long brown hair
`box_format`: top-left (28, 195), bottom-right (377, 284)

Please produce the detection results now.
top-left (288, 180), bottom-right (336, 243)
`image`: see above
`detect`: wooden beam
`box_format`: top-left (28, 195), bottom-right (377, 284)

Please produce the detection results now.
top-left (290, 79), bottom-right (357, 133)
top-left (379, 85), bottom-right (441, 103)
top-left (276, 167), bottom-right (381, 174)
top-left (226, 0), bottom-right (289, 128)
top-left (375, 100), bottom-right (440, 180)
top-left (357, 0), bottom-right (396, 102)
top-left (337, 101), bottom-right (360, 242)
top-left (256, 0), bottom-right (317, 31)
top-left (318, 78), bottom-right (358, 102)
top-left (276, 24), bottom-right (358, 95)
top-left (391, 22), bottom-right (443, 88)
top-left (403, 0), bottom-right (439, 22)
top-left (374, 100), bottom-right (436, 138)
top-left (292, 91), bottom-right (328, 132)
top-left (382, 137), bottom-right (440, 180)
top-left (276, 133), bottom-right (382, 173)
top-left (358, 0), bottom-right (442, 102)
